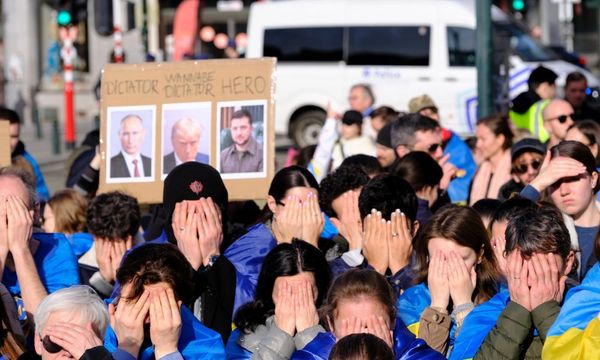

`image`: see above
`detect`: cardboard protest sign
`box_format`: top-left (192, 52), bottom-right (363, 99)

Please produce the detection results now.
top-left (0, 121), bottom-right (11, 166)
top-left (98, 58), bottom-right (276, 203)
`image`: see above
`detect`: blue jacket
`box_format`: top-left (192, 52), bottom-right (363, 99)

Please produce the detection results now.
top-left (23, 150), bottom-right (50, 201)
top-left (3, 232), bottom-right (80, 320)
top-left (445, 133), bottom-right (476, 204)
top-left (224, 223), bottom-right (277, 314)
top-left (67, 232), bottom-right (94, 258)
top-left (291, 318), bottom-right (445, 360)
top-left (449, 289), bottom-right (510, 360)
top-left (104, 304), bottom-right (225, 360)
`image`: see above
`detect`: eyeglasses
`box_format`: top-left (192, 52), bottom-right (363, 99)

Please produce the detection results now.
top-left (427, 143), bottom-right (442, 154)
top-left (547, 113), bottom-right (574, 124)
top-left (42, 335), bottom-right (63, 353)
top-left (514, 160), bottom-right (542, 174)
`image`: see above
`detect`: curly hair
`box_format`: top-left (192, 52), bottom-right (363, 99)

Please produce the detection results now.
top-left (86, 191), bottom-right (140, 241)
top-left (319, 165), bottom-right (369, 218)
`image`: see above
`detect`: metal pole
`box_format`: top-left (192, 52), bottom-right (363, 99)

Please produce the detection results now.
top-left (60, 28), bottom-right (77, 149)
top-left (476, 0), bottom-right (494, 118)
top-left (113, 0), bottom-right (124, 63)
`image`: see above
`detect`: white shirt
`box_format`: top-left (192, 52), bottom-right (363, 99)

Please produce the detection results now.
top-left (121, 151), bottom-right (146, 177)
top-left (174, 152), bottom-right (184, 167)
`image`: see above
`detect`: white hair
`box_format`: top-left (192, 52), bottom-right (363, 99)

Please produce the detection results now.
top-left (35, 285), bottom-right (109, 339)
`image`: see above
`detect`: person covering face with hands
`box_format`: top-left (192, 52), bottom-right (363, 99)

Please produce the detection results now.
top-left (104, 243), bottom-right (225, 360)
top-left (226, 240), bottom-right (331, 359)
top-left (451, 205), bottom-right (575, 360)
top-left (223, 166), bottom-right (324, 315)
top-left (397, 205), bottom-right (499, 356)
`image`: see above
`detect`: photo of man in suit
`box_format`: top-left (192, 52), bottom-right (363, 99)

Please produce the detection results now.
top-left (110, 114), bottom-right (152, 178)
top-left (163, 117), bottom-right (209, 174)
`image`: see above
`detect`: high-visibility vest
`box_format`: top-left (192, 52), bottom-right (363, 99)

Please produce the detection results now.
top-left (509, 99), bottom-right (550, 143)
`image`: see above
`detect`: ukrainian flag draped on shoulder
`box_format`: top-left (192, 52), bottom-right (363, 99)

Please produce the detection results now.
top-left (396, 283), bottom-right (432, 336)
top-left (543, 262), bottom-right (600, 359)
top-left (449, 288), bottom-right (510, 360)
top-left (224, 223), bottom-right (277, 314)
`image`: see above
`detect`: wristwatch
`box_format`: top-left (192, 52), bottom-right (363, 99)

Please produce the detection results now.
top-left (205, 254), bottom-right (220, 269)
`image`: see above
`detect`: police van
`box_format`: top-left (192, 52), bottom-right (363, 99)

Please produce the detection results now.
top-left (246, 0), bottom-right (599, 146)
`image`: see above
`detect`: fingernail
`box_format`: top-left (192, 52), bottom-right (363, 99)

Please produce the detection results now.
top-left (371, 208), bottom-right (376, 214)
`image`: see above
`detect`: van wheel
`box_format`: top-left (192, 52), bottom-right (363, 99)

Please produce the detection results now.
top-left (291, 110), bottom-right (326, 147)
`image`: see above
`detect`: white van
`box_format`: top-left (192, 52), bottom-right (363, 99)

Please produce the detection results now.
top-left (246, 0), bottom-right (599, 146)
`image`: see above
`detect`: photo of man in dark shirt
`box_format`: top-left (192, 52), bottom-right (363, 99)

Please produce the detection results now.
top-left (220, 109), bottom-right (263, 173)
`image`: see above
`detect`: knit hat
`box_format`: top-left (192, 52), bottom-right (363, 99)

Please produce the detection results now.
top-left (376, 122), bottom-right (394, 149)
top-left (341, 110), bottom-right (364, 126)
top-left (163, 162), bottom-right (229, 242)
top-left (163, 162), bottom-right (229, 216)
top-left (408, 94), bottom-right (438, 114)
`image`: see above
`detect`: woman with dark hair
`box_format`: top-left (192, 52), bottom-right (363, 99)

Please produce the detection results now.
top-left (397, 205), bottom-right (499, 356)
top-left (224, 166), bottom-right (324, 315)
top-left (329, 334), bottom-right (394, 360)
top-left (522, 140), bottom-right (600, 279)
top-left (226, 240), bottom-right (330, 359)
top-left (566, 120), bottom-right (600, 166)
top-left (393, 151), bottom-right (443, 225)
top-left (470, 115), bottom-right (514, 204)
top-left (294, 269), bottom-right (444, 360)
top-left (104, 243), bottom-right (225, 359)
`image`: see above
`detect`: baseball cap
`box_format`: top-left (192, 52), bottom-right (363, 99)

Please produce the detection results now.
top-left (511, 138), bottom-right (546, 160)
top-left (408, 94), bottom-right (438, 114)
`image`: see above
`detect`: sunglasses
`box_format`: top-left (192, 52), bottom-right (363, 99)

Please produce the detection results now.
top-left (43, 335), bottom-right (63, 354)
top-left (514, 160), bottom-right (542, 174)
top-left (427, 143), bottom-right (442, 154)
top-left (548, 113), bottom-right (573, 124)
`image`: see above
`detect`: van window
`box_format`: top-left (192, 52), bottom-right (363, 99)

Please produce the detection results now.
top-left (263, 27), bottom-right (343, 62)
top-left (347, 26), bottom-right (430, 66)
top-left (447, 27), bottom-right (476, 67)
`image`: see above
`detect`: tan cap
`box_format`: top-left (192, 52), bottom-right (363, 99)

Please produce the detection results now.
top-left (408, 94), bottom-right (438, 113)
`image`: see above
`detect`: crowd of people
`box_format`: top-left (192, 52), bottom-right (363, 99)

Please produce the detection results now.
top-left (0, 66), bottom-right (598, 360)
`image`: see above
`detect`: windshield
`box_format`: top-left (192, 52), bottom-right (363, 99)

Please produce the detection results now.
top-left (493, 21), bottom-right (558, 62)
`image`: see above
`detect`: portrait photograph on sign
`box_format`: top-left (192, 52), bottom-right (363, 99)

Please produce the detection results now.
top-left (161, 102), bottom-right (211, 179)
top-left (217, 100), bottom-right (267, 179)
top-left (106, 105), bottom-right (156, 183)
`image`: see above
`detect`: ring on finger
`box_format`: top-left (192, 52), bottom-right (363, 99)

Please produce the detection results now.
top-left (392, 233), bottom-right (399, 237)
top-left (179, 227), bottom-right (185, 231)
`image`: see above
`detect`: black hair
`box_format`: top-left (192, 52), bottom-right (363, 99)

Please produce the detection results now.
top-left (489, 196), bottom-right (537, 229)
top-left (319, 165), bottom-right (370, 218)
top-left (294, 145), bottom-right (317, 168)
top-left (390, 113), bottom-right (439, 149)
top-left (358, 173), bottom-right (418, 222)
top-left (261, 166), bottom-right (320, 222)
top-left (233, 240), bottom-right (331, 333)
top-left (231, 109), bottom-right (253, 124)
top-left (116, 243), bottom-right (195, 304)
top-left (505, 205), bottom-right (572, 260)
top-left (329, 333), bottom-right (393, 360)
top-left (340, 155), bottom-right (383, 177)
top-left (0, 107), bottom-right (20, 124)
top-left (471, 199), bottom-right (502, 224)
top-left (392, 151), bottom-right (442, 192)
top-left (528, 66), bottom-right (558, 90)
top-left (87, 191), bottom-right (140, 241)
top-left (567, 121), bottom-right (600, 166)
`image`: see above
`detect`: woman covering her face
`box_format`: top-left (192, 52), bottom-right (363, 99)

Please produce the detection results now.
top-left (104, 244), bottom-right (225, 359)
top-left (397, 205), bottom-right (500, 355)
